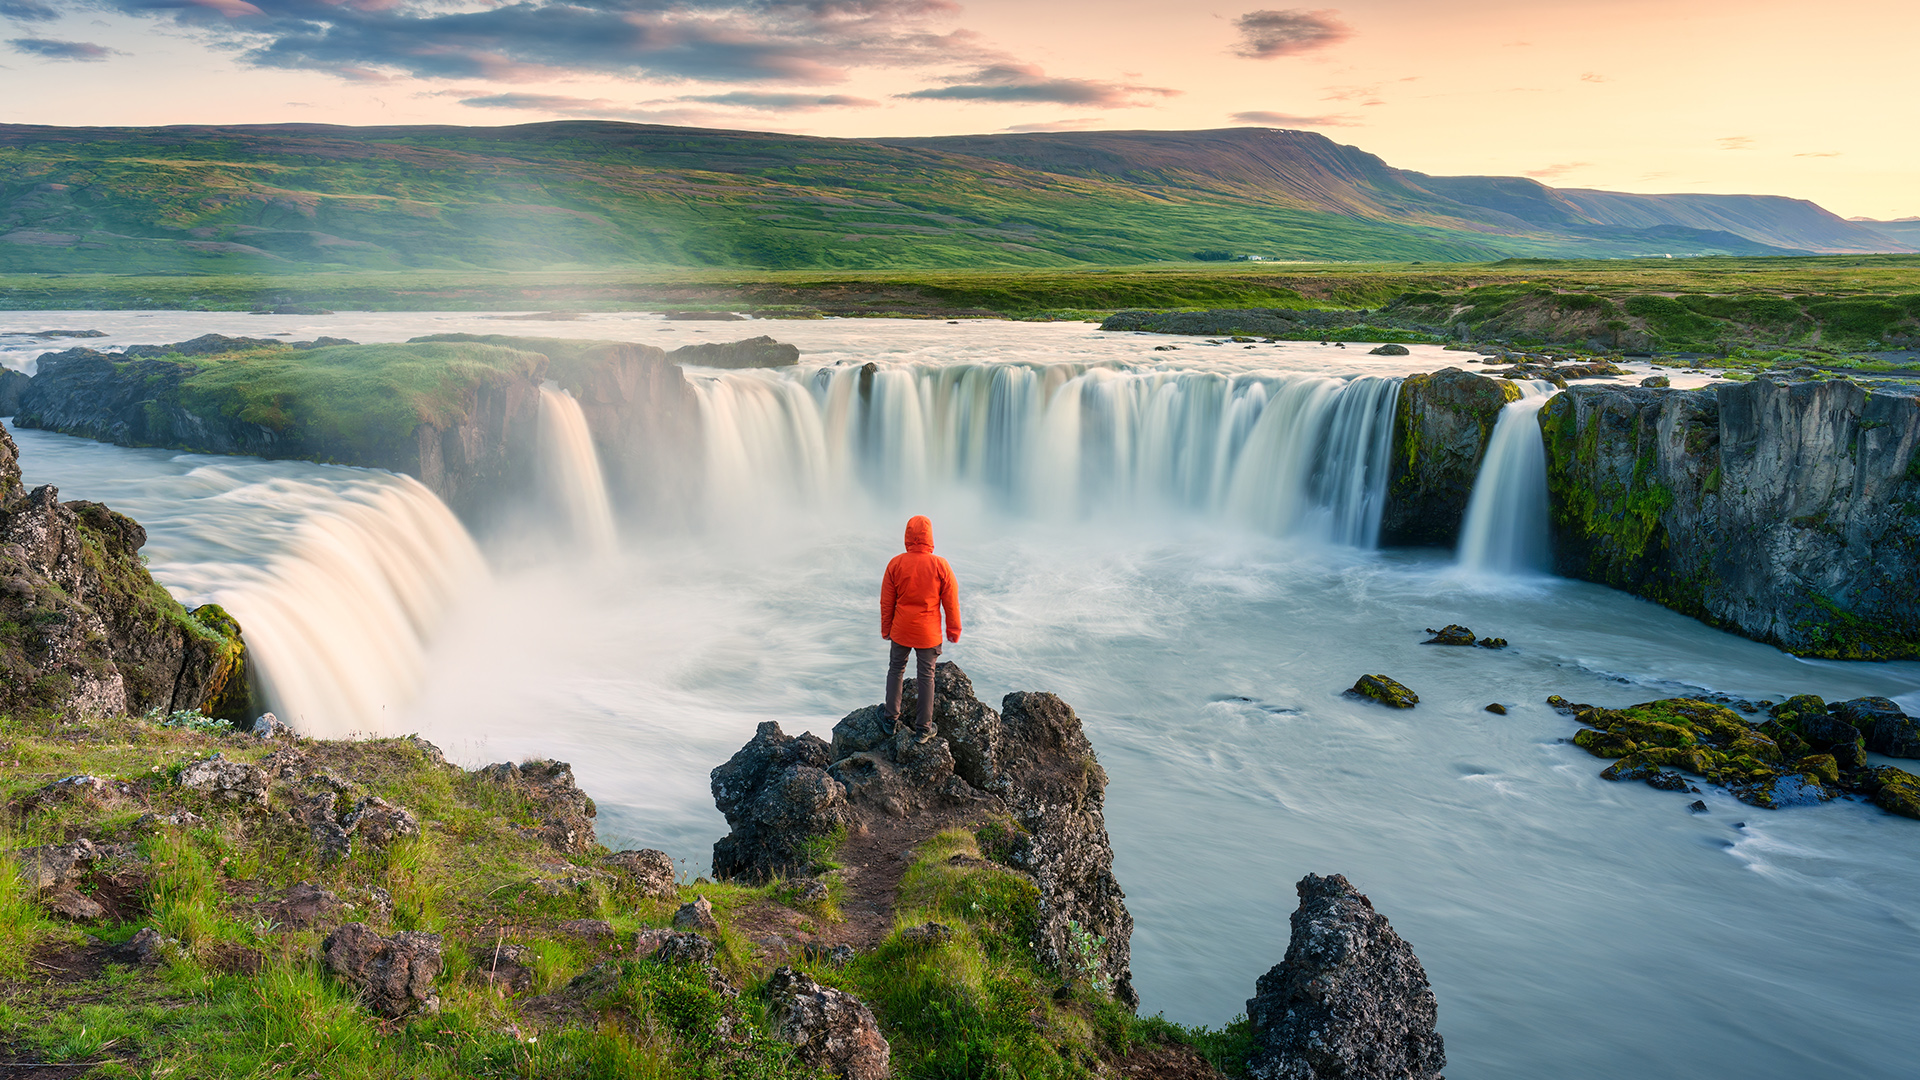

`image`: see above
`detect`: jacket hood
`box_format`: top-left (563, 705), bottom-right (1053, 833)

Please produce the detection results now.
top-left (904, 515), bottom-right (934, 553)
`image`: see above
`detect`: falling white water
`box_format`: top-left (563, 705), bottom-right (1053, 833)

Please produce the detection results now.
top-left (538, 383), bottom-right (618, 555)
top-left (689, 362), bottom-right (1402, 546)
top-left (209, 477), bottom-right (491, 738)
top-left (1456, 381), bottom-right (1558, 575)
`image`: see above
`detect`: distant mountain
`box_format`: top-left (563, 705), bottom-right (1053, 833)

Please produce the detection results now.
top-left (0, 122), bottom-right (1906, 273)
top-left (1855, 219), bottom-right (1920, 248)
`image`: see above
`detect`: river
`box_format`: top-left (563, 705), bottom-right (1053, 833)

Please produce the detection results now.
top-left (4, 311), bottom-right (1917, 1079)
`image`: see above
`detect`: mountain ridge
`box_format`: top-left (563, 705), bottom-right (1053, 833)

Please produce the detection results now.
top-left (0, 121), bottom-right (1905, 273)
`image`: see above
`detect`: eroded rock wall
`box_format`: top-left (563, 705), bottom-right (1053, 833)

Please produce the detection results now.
top-left (1380, 366), bottom-right (1519, 546)
top-left (1541, 376), bottom-right (1920, 658)
top-left (0, 420), bottom-right (251, 718)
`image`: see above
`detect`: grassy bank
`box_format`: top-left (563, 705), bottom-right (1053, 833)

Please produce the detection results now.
top-left (0, 710), bottom-right (1246, 1078)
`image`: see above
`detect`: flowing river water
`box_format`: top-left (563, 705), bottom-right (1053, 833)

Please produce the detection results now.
top-left (5, 312), bottom-right (1919, 1079)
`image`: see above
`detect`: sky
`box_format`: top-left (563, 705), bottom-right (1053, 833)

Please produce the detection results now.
top-left (2, 0), bottom-right (1915, 220)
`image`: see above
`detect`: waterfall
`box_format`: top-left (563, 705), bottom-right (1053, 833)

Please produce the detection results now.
top-left (1456, 382), bottom-right (1558, 575)
top-left (206, 475), bottom-right (491, 739)
top-left (686, 362), bottom-right (1402, 546)
top-left (538, 384), bottom-right (618, 554)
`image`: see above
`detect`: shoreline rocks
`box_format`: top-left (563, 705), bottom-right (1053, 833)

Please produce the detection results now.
top-left (1347, 674), bottom-right (1419, 709)
top-left (1247, 873), bottom-right (1445, 1080)
top-left (709, 662), bottom-right (1138, 1009)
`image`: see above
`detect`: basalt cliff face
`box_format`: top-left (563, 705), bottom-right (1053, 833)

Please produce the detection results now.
top-left (0, 419), bottom-right (250, 719)
top-left (1380, 367), bottom-right (1519, 546)
top-left (10, 333), bottom-right (777, 526)
top-left (1541, 376), bottom-right (1920, 658)
top-left (709, 663), bottom-right (1139, 1010)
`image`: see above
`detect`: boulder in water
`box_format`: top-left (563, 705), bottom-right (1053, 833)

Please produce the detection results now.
top-left (667, 335), bottom-right (799, 369)
top-left (1245, 873), bottom-right (1445, 1080)
top-left (1368, 343), bottom-right (1410, 356)
top-left (1477, 636), bottom-right (1508, 649)
top-left (1640, 374), bottom-right (1671, 387)
top-left (1834, 697), bottom-right (1920, 757)
top-left (1484, 703), bottom-right (1508, 715)
top-left (1862, 767), bottom-right (1920, 818)
top-left (1422, 624), bottom-right (1477, 646)
top-left (1347, 674), bottom-right (1419, 708)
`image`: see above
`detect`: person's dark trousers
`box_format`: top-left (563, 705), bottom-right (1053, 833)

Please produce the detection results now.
top-left (886, 640), bottom-right (941, 732)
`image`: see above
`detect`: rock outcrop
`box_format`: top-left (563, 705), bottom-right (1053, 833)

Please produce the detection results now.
top-left (322, 922), bottom-right (444, 1018)
top-left (1246, 874), bottom-right (1445, 1080)
top-left (475, 759), bottom-right (597, 853)
top-left (1380, 368), bottom-right (1519, 546)
top-left (710, 663), bottom-right (1138, 1009)
top-left (765, 966), bottom-right (892, 1080)
top-left (666, 336), bottom-right (800, 369)
top-left (1540, 375), bottom-right (1920, 658)
top-left (0, 420), bottom-right (251, 719)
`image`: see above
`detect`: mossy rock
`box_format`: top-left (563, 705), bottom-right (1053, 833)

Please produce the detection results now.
top-left (1864, 767), bottom-right (1920, 819)
top-left (1347, 674), bottom-right (1418, 708)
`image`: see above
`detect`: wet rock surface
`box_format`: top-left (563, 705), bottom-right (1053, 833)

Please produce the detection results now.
top-left (1246, 874), bottom-right (1445, 1080)
top-left (711, 662), bottom-right (1138, 1008)
top-left (1541, 377), bottom-right (1920, 658)
top-left (765, 966), bottom-right (892, 1080)
top-left (1381, 367), bottom-right (1522, 546)
top-left (1347, 674), bottom-right (1419, 709)
top-left (1564, 694), bottom-right (1920, 818)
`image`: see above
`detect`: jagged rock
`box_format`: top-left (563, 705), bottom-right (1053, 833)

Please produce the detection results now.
top-left (322, 923), bottom-right (443, 1018)
top-left (1863, 767), bottom-right (1920, 818)
top-left (178, 755), bottom-right (269, 806)
top-left (1832, 697), bottom-right (1920, 757)
top-left (652, 931), bottom-right (717, 966)
top-left (1367, 344), bottom-right (1410, 356)
top-left (0, 424), bottom-right (253, 719)
top-left (1476, 637), bottom-right (1508, 649)
top-left (471, 942), bottom-right (537, 994)
top-left (711, 723), bottom-right (852, 882)
top-left (900, 923), bottom-right (953, 947)
top-left (1688, 800), bottom-right (1709, 813)
top-left (250, 712), bottom-right (292, 738)
top-left (1421, 625), bottom-right (1476, 646)
top-left (44, 887), bottom-right (105, 921)
top-left (765, 966), bottom-right (892, 1080)
top-left (603, 848), bottom-right (679, 900)
top-left (673, 895), bottom-right (719, 932)
top-left (113, 927), bottom-right (180, 966)
top-left (14, 838), bottom-right (96, 891)
top-left (667, 335), bottom-right (800, 369)
top-left (1246, 874), bottom-right (1445, 1080)
top-left (342, 796), bottom-right (420, 847)
top-left (475, 759), bottom-right (596, 853)
top-left (712, 664), bottom-right (1137, 1008)
top-left (1348, 675), bottom-right (1419, 708)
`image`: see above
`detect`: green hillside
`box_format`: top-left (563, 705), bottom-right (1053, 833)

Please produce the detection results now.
top-left (0, 122), bottom-right (1876, 277)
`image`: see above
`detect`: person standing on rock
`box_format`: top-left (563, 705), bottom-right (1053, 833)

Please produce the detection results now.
top-left (881, 515), bottom-right (961, 734)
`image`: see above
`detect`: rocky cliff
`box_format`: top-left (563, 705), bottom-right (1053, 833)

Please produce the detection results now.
top-left (709, 663), bottom-right (1139, 1010)
top-left (1380, 367), bottom-right (1519, 546)
top-left (1541, 375), bottom-right (1920, 658)
top-left (9, 333), bottom-right (775, 526)
top-left (0, 419), bottom-right (250, 719)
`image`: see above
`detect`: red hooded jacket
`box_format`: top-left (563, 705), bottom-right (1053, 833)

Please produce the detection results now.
top-left (881, 516), bottom-right (961, 648)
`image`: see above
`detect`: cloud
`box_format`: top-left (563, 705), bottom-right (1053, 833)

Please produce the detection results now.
top-left (1319, 83), bottom-right (1384, 106)
top-left (458, 92), bottom-right (715, 124)
top-left (1232, 9), bottom-right (1352, 59)
top-left (94, 0), bottom-right (992, 84)
top-left (8, 37), bottom-right (121, 60)
top-left (898, 63), bottom-right (1178, 107)
top-left (1524, 161), bottom-right (1593, 179)
top-left (1580, 71), bottom-right (1606, 82)
top-left (1230, 110), bottom-right (1355, 127)
top-left (0, 1), bottom-right (58, 22)
top-left (1002, 118), bottom-right (1100, 132)
top-left (1794, 151), bottom-right (1841, 158)
top-left (1716, 135), bottom-right (1754, 150)
top-left (679, 91), bottom-right (877, 108)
